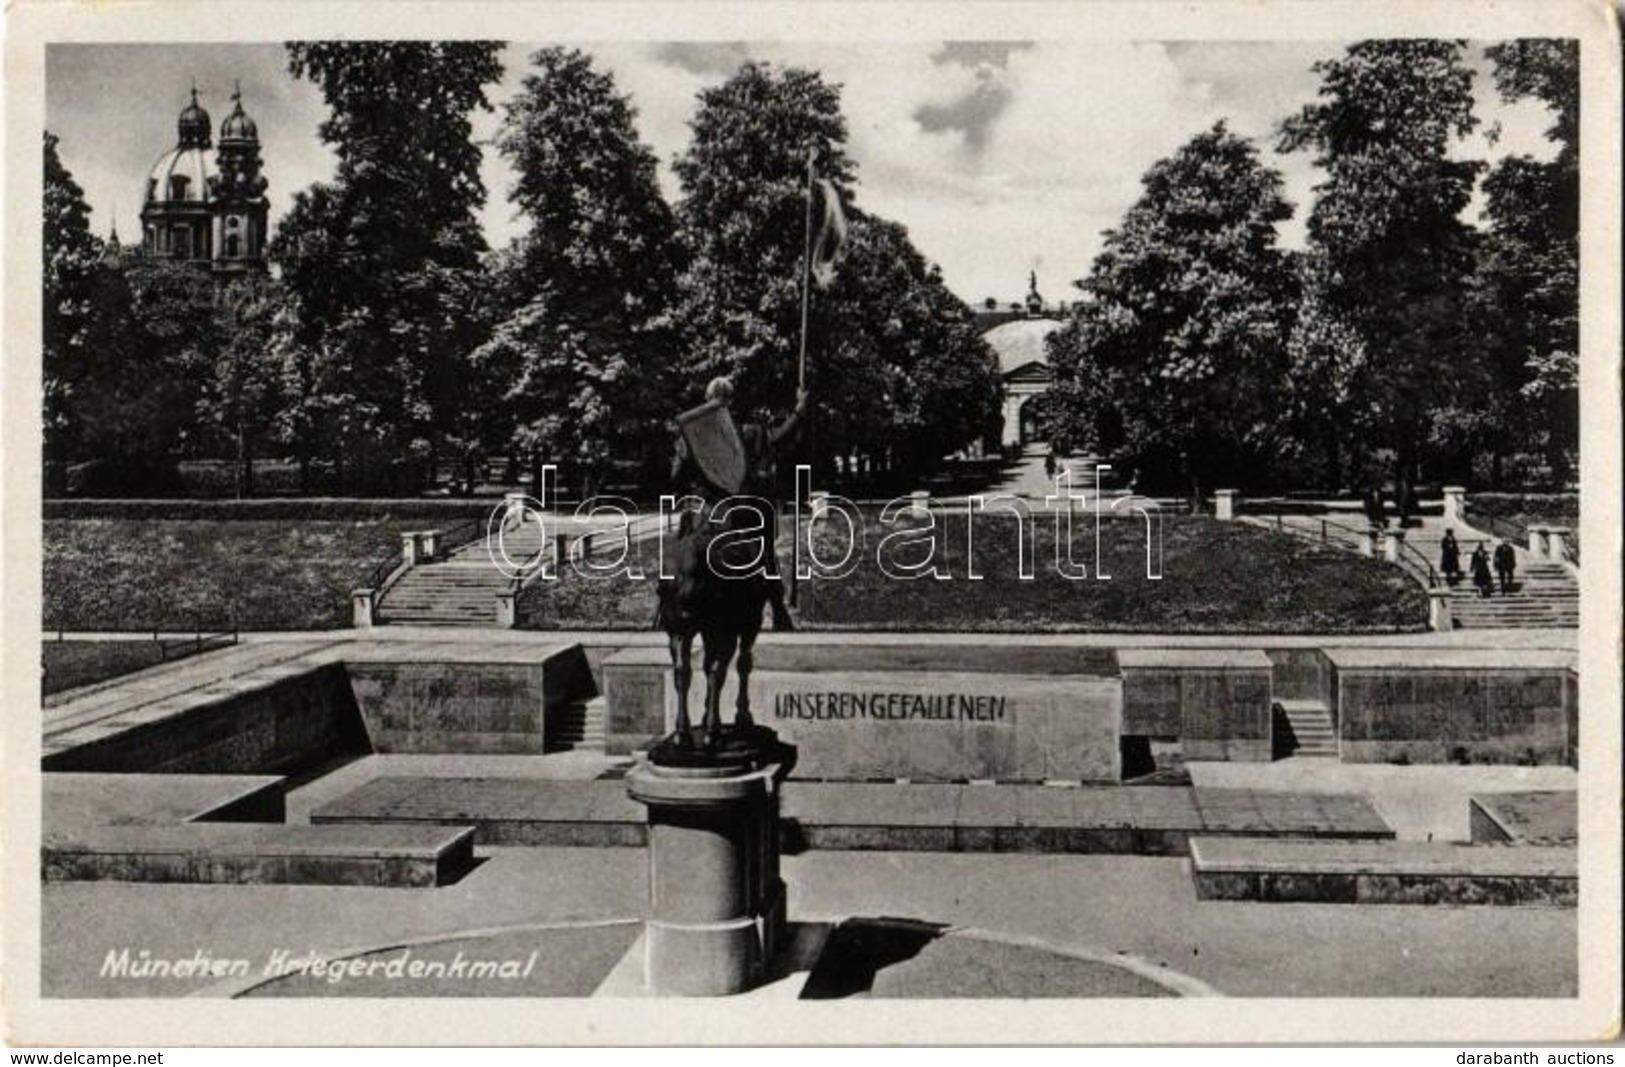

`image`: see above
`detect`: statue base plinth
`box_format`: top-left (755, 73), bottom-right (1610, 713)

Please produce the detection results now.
top-left (628, 726), bottom-right (794, 996)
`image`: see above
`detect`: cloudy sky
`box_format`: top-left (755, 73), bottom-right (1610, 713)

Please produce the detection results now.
top-left (46, 40), bottom-right (1559, 304)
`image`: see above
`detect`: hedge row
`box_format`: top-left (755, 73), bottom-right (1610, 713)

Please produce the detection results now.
top-left (43, 498), bottom-right (514, 522)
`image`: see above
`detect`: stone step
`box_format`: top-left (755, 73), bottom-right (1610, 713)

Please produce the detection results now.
top-left (44, 823), bottom-right (477, 887)
top-left (1469, 792), bottom-right (1577, 846)
top-left (1189, 836), bottom-right (1576, 907)
top-left (1273, 698), bottom-right (1338, 759)
top-left (382, 592), bottom-right (499, 602)
top-left (548, 697), bottom-right (608, 751)
top-left (380, 598), bottom-right (497, 609)
top-left (382, 599), bottom-right (498, 608)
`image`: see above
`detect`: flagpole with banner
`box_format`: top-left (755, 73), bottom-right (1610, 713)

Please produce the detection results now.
top-left (793, 152), bottom-right (816, 606)
top-left (790, 151), bottom-right (847, 608)
top-left (798, 150), bottom-right (816, 392)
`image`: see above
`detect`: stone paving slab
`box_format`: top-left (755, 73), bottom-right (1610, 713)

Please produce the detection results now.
top-left (1469, 791), bottom-right (1577, 846)
top-left (44, 773), bottom-right (286, 836)
top-left (1191, 837), bottom-right (1576, 876)
top-left (1189, 836), bottom-right (1576, 907)
top-left (310, 777), bottom-right (1393, 855)
top-left (310, 777), bottom-right (644, 847)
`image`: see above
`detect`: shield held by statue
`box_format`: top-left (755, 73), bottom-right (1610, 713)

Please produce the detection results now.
top-left (678, 398), bottom-right (747, 494)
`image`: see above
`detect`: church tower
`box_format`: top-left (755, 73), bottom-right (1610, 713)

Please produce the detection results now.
top-left (208, 82), bottom-right (269, 277)
top-left (139, 83), bottom-right (268, 277)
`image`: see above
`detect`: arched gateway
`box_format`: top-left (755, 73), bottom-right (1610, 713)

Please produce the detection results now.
top-left (981, 316), bottom-right (1063, 448)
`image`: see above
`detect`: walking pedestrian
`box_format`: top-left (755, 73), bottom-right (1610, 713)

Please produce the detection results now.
top-left (1470, 542), bottom-right (1493, 598)
top-left (1493, 539), bottom-right (1517, 596)
top-left (1439, 528), bottom-right (1461, 584)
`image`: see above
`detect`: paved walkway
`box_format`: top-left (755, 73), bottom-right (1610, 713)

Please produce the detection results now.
top-left (42, 847), bottom-right (1575, 999)
top-left (1187, 760), bottom-right (1576, 843)
top-left (300, 767), bottom-right (1395, 847)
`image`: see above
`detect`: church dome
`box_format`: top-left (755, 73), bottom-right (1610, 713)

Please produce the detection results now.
top-left (983, 317), bottom-right (1062, 377)
top-left (219, 87), bottom-right (258, 142)
top-left (145, 145), bottom-right (216, 204)
top-left (176, 87), bottom-right (212, 148)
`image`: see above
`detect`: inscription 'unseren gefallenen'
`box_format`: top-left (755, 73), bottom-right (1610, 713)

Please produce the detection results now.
top-left (773, 691), bottom-right (1008, 723)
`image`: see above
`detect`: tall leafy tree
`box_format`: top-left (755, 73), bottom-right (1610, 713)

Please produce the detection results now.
top-left (1470, 39), bottom-right (1580, 484)
top-left (42, 132), bottom-right (102, 487)
top-left (272, 41), bottom-right (503, 492)
top-left (1046, 121), bottom-right (1297, 500)
top-left (671, 61), bottom-right (855, 426)
top-left (1279, 40), bottom-right (1482, 492)
top-left (473, 47), bottom-right (681, 495)
top-left (823, 212), bottom-right (1001, 480)
top-left (195, 276), bottom-right (289, 496)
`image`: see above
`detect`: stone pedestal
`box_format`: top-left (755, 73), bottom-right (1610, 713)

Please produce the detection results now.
top-left (503, 491), bottom-right (528, 526)
top-left (627, 730), bottom-right (794, 996)
top-left (400, 531), bottom-right (423, 567)
top-left (1427, 588), bottom-right (1453, 632)
top-left (1359, 526), bottom-right (1378, 557)
top-left (1213, 489), bottom-right (1237, 521)
top-left (1545, 526), bottom-right (1571, 563)
top-left (1441, 486), bottom-right (1466, 527)
top-left (351, 589), bottom-right (375, 629)
top-left (1528, 525), bottom-right (1549, 557)
top-left (495, 591), bottom-right (517, 629)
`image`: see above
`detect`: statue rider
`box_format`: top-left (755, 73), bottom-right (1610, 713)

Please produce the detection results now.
top-left (671, 375), bottom-right (809, 631)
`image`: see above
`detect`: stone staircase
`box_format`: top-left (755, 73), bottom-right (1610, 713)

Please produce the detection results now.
top-left (1250, 514), bottom-right (1579, 631)
top-left (1446, 561), bottom-right (1579, 629)
top-left (376, 522), bottom-right (547, 628)
top-left (1273, 699), bottom-right (1338, 759)
top-left (1405, 527), bottom-right (1579, 630)
top-left (546, 696), bottom-right (607, 753)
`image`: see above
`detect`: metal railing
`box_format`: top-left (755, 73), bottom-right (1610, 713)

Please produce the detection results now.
top-left (1251, 510), bottom-right (1442, 590)
top-left (1392, 533), bottom-right (1443, 590)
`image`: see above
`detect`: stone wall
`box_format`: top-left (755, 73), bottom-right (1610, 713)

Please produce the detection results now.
top-left (346, 662), bottom-right (549, 754)
top-left (42, 663), bottom-right (367, 775)
top-left (1564, 670), bottom-right (1578, 768)
top-left (344, 644), bottom-right (592, 755)
top-left (763, 671), bottom-right (1120, 782)
top-left (1265, 649), bottom-right (1333, 709)
top-left (600, 644), bottom-right (1121, 780)
top-left (1330, 650), bottom-right (1576, 766)
top-left (1118, 649), bottom-right (1273, 761)
top-left (600, 648), bottom-right (669, 755)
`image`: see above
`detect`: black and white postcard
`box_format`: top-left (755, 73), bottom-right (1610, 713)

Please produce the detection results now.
top-left (4, 0), bottom-right (1620, 1046)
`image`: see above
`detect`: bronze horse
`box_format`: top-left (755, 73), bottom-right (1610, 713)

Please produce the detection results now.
top-left (655, 498), bottom-right (778, 748)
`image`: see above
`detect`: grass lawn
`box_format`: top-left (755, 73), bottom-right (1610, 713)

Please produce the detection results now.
top-left (43, 518), bottom-right (427, 631)
top-left (41, 637), bottom-right (230, 697)
top-left (520, 513), bottom-right (1429, 633)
